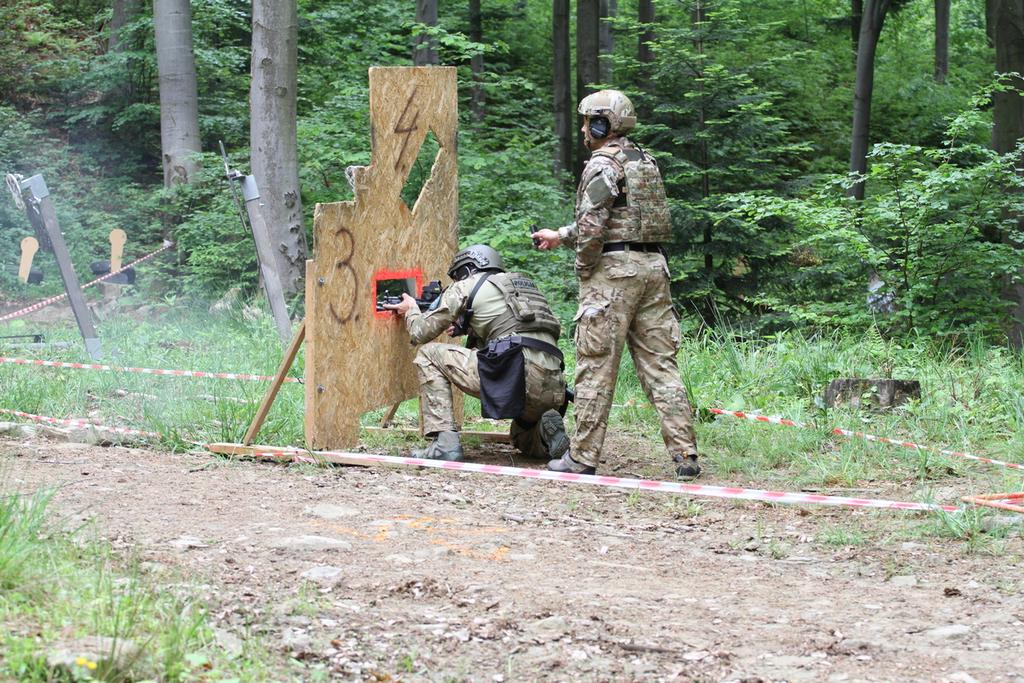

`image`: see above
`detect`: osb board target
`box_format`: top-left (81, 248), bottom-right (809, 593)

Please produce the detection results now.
top-left (306, 66), bottom-right (459, 449)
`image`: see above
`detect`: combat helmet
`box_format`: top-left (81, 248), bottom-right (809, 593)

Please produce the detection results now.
top-left (577, 90), bottom-right (637, 135)
top-left (448, 244), bottom-right (504, 282)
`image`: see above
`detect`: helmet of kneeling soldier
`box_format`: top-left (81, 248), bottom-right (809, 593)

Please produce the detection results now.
top-left (447, 244), bottom-right (504, 282)
top-left (577, 89), bottom-right (637, 135)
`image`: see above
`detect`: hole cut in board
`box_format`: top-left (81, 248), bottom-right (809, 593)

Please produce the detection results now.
top-left (400, 129), bottom-right (440, 213)
top-left (373, 268), bottom-right (424, 319)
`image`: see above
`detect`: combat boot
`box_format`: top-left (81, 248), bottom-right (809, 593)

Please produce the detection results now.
top-left (673, 453), bottom-right (701, 480)
top-left (412, 431), bottom-right (464, 461)
top-left (539, 410), bottom-right (570, 459)
top-left (547, 452), bottom-right (595, 475)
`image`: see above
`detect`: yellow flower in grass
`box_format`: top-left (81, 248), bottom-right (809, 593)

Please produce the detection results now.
top-left (74, 656), bottom-right (98, 670)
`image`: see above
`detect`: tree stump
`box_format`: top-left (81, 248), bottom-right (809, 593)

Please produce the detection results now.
top-left (824, 378), bottom-right (921, 410)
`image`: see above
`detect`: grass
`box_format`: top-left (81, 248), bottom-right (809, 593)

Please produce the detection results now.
top-left (0, 475), bottom-right (291, 681)
top-left (5, 307), bottom-right (1024, 478)
top-left (2, 303), bottom-right (1024, 537)
top-left (817, 525), bottom-right (867, 547)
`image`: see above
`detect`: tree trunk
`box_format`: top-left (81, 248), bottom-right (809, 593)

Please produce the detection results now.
top-left (934, 0), bottom-right (950, 83)
top-left (251, 0), bottom-right (307, 295)
top-left (638, 0), bottom-right (655, 92)
top-left (109, 0), bottom-right (140, 53)
top-left (987, 0), bottom-right (1024, 346)
top-left (599, 0), bottom-right (617, 83)
top-left (553, 0), bottom-right (573, 178)
top-left (469, 0), bottom-right (484, 121)
top-left (988, 0), bottom-right (1024, 161)
top-left (576, 0), bottom-right (600, 175)
top-left (107, 0), bottom-right (141, 103)
top-left (153, 0), bottom-right (201, 187)
top-left (848, 0), bottom-right (892, 201)
top-left (414, 0), bottom-right (439, 66)
top-left (693, 0), bottom-right (712, 274)
top-left (851, 0), bottom-right (863, 58)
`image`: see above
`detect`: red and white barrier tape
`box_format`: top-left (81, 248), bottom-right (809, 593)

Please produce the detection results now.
top-left (0, 406), bottom-right (964, 512)
top-left (0, 356), bottom-right (299, 383)
top-left (2, 351), bottom-right (1017, 473)
top-left (709, 408), bottom-right (1024, 472)
top-left (242, 447), bottom-right (959, 513)
top-left (0, 409), bottom-right (160, 438)
top-left (0, 241), bottom-right (173, 323)
top-left (1, 356), bottom-right (1015, 471)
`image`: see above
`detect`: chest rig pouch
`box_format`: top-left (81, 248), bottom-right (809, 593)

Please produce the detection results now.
top-left (485, 273), bottom-right (562, 340)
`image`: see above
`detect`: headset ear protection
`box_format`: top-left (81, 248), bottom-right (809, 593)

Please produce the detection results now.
top-left (588, 116), bottom-right (610, 139)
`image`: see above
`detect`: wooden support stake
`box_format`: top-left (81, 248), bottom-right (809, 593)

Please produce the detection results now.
top-left (243, 319), bottom-right (305, 445)
top-left (380, 402), bottom-right (402, 428)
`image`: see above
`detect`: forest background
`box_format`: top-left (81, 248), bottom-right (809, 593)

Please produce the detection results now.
top-left (1, 0), bottom-right (1022, 345)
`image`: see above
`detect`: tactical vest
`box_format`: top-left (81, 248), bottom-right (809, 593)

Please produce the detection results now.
top-left (472, 272), bottom-right (561, 342)
top-left (589, 141), bottom-right (672, 244)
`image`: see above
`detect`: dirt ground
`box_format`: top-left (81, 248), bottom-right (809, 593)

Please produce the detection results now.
top-left (3, 434), bottom-right (1024, 683)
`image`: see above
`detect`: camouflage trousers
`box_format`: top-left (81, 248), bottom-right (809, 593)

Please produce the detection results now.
top-left (414, 342), bottom-right (567, 458)
top-left (571, 250), bottom-right (698, 468)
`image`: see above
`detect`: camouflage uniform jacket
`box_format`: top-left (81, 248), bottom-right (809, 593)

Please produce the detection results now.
top-left (404, 273), bottom-right (560, 356)
top-left (557, 137), bottom-right (637, 279)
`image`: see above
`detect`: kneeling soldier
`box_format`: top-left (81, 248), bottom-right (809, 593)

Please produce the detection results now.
top-left (385, 245), bottom-right (569, 462)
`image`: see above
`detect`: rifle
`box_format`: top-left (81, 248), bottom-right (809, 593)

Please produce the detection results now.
top-left (376, 280), bottom-right (443, 312)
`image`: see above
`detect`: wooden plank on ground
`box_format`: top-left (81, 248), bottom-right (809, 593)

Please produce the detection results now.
top-left (208, 442), bottom-right (367, 467)
top-left (210, 430), bottom-right (511, 470)
top-left (363, 427), bottom-right (509, 443)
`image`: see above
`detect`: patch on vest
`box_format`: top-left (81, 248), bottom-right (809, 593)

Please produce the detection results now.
top-left (510, 277), bottom-right (538, 290)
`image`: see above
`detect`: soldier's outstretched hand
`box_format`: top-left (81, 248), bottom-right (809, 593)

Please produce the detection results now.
top-left (532, 228), bottom-right (561, 250)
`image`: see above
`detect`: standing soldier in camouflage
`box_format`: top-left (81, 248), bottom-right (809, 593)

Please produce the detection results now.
top-left (532, 90), bottom-right (700, 478)
top-left (385, 245), bottom-right (569, 463)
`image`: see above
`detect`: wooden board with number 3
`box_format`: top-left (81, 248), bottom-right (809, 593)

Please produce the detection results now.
top-left (304, 67), bottom-right (459, 449)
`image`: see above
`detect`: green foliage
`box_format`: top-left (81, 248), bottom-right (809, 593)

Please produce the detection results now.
top-left (0, 1), bottom-right (96, 107)
top-left (0, 0), bottom-right (1011, 342)
top-left (169, 152), bottom-right (265, 297)
top-left (612, 1), bottom-right (812, 320)
top-left (731, 96), bottom-right (1024, 338)
top-left (0, 104), bottom-right (168, 299)
top-left (297, 81), bottom-right (372, 208)
top-left (298, 2), bottom-right (411, 98)
top-left (458, 126), bottom-right (578, 319)
top-left (869, 1), bottom-right (991, 150)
